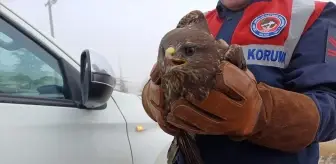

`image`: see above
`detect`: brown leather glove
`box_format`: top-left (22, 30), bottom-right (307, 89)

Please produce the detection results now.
top-left (141, 63), bottom-right (179, 135)
top-left (166, 61), bottom-right (320, 153)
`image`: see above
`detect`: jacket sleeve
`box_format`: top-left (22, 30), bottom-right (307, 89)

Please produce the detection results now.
top-left (284, 2), bottom-right (336, 142)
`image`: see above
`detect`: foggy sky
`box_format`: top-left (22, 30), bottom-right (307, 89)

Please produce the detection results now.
top-left (2, 0), bottom-right (217, 83)
top-left (1, 0), bottom-right (334, 93)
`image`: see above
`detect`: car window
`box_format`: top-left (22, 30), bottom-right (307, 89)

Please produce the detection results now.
top-left (0, 17), bottom-right (65, 99)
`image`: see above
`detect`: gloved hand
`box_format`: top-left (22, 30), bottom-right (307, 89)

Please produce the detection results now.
top-left (165, 61), bottom-right (261, 136)
top-left (141, 63), bottom-right (179, 136)
top-left (165, 61), bottom-right (320, 153)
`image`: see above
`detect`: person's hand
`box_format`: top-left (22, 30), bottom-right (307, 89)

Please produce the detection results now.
top-left (165, 61), bottom-right (263, 136)
top-left (141, 63), bottom-right (179, 135)
top-left (245, 69), bottom-right (256, 81)
top-left (162, 60), bottom-right (320, 153)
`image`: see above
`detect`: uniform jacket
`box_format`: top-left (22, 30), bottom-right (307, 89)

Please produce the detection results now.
top-left (176, 0), bottom-right (336, 164)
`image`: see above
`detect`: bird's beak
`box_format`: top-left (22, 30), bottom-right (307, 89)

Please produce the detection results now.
top-left (165, 47), bottom-right (186, 66)
top-left (165, 47), bottom-right (176, 59)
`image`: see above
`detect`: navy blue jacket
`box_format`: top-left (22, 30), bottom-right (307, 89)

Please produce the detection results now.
top-left (175, 1), bottom-right (336, 164)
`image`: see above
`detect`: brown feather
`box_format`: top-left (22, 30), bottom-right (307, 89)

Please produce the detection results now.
top-left (157, 10), bottom-right (247, 164)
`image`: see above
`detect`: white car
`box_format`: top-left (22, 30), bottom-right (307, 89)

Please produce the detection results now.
top-left (0, 3), bottom-right (173, 164)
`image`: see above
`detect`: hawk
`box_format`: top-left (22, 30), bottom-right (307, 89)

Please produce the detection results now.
top-left (158, 10), bottom-right (246, 108)
top-left (156, 10), bottom-right (247, 164)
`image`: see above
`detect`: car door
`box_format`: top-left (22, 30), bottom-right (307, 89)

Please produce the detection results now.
top-left (0, 13), bottom-right (132, 164)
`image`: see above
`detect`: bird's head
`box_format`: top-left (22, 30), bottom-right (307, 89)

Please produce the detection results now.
top-left (158, 10), bottom-right (228, 77)
top-left (159, 10), bottom-right (229, 73)
top-left (157, 10), bottom-right (229, 101)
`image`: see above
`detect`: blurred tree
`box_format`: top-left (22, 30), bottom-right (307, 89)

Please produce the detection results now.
top-left (116, 57), bottom-right (128, 93)
top-left (10, 73), bottom-right (32, 83)
top-left (10, 73), bottom-right (32, 88)
top-left (119, 79), bottom-right (128, 93)
top-left (12, 49), bottom-right (46, 79)
top-left (32, 76), bottom-right (62, 87)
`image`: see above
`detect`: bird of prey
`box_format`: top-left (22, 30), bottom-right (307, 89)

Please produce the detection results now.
top-left (156, 10), bottom-right (247, 164)
top-left (158, 10), bottom-right (246, 106)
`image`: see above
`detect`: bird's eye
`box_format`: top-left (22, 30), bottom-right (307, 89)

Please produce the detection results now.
top-left (185, 47), bottom-right (196, 56)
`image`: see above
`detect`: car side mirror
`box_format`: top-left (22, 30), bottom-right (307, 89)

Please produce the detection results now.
top-left (80, 49), bottom-right (116, 109)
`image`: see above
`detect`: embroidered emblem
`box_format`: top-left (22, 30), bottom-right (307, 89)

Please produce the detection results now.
top-left (250, 13), bottom-right (287, 38)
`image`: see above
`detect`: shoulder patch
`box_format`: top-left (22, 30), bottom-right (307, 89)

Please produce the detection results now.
top-left (250, 13), bottom-right (287, 39)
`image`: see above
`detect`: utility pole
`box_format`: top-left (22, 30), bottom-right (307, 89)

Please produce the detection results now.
top-left (45, 0), bottom-right (59, 85)
top-left (45, 0), bottom-right (57, 37)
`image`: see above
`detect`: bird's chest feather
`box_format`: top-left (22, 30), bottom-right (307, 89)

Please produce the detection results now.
top-left (160, 65), bottom-right (219, 111)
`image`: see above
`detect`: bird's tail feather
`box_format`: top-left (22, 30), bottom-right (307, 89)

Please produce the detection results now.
top-left (177, 132), bottom-right (203, 164)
